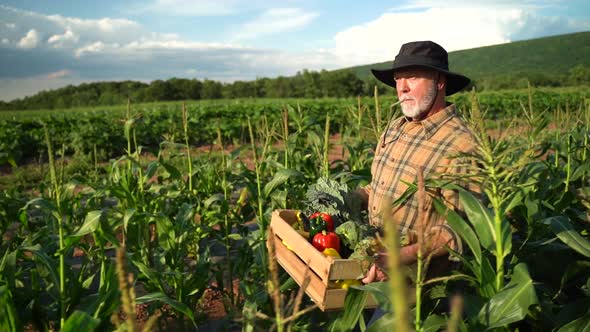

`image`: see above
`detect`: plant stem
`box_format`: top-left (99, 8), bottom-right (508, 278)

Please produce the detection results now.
top-left (183, 102), bottom-right (193, 192)
top-left (357, 95), bottom-right (363, 137)
top-left (126, 99), bottom-right (132, 173)
top-left (564, 135), bottom-right (572, 193)
top-left (133, 129), bottom-right (144, 195)
top-left (247, 116), bottom-right (265, 231)
top-left (44, 125), bottom-right (66, 329)
top-left (217, 126), bottom-right (234, 306)
top-left (414, 170), bottom-right (427, 331)
top-left (93, 144), bottom-right (98, 181)
top-left (267, 228), bottom-right (284, 332)
top-left (491, 193), bottom-right (505, 291)
top-left (283, 108), bottom-right (289, 168)
top-left (322, 114), bottom-right (330, 178)
top-left (381, 199), bottom-right (410, 332)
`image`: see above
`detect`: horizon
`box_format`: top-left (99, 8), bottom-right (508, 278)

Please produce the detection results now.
top-left (1, 0), bottom-right (589, 102)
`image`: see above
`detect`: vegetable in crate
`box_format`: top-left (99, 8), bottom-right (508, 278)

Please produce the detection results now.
top-left (335, 279), bottom-right (362, 290)
top-left (295, 210), bottom-right (309, 231)
top-left (322, 247), bottom-right (341, 258)
top-left (303, 177), bottom-right (365, 228)
top-left (312, 231), bottom-right (341, 254)
top-left (308, 211), bottom-right (334, 239)
top-left (310, 212), bottom-right (334, 231)
top-left (293, 211), bottom-right (310, 239)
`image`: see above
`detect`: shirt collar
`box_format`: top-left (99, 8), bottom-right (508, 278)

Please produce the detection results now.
top-left (420, 104), bottom-right (457, 139)
top-left (383, 104), bottom-right (457, 143)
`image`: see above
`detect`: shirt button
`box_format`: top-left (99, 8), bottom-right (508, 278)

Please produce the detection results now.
top-left (381, 181), bottom-right (385, 185)
top-left (372, 206), bottom-right (376, 210)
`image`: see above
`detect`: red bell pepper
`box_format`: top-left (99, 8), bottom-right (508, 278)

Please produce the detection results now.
top-left (309, 212), bottom-right (335, 232)
top-left (312, 231), bottom-right (341, 254)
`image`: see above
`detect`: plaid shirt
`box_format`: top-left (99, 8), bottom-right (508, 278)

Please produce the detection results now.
top-left (365, 104), bottom-right (476, 252)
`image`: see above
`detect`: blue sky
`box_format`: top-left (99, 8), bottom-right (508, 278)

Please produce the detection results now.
top-left (0, 0), bottom-right (589, 101)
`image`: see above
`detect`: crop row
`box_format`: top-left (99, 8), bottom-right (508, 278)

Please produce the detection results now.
top-left (1, 87), bottom-right (588, 168)
top-left (0, 89), bottom-right (589, 331)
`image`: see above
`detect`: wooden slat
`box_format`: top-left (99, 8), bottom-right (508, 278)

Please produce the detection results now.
top-left (327, 259), bottom-right (366, 280)
top-left (271, 210), bottom-right (370, 281)
top-left (271, 210), bottom-right (332, 284)
top-left (270, 209), bottom-right (380, 311)
top-left (272, 234), bottom-right (329, 310)
top-left (273, 234), bottom-right (378, 311)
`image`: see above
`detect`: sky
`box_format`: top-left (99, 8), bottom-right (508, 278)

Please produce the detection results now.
top-left (0, 0), bottom-right (589, 101)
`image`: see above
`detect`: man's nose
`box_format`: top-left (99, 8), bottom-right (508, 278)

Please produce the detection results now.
top-left (397, 78), bottom-right (409, 93)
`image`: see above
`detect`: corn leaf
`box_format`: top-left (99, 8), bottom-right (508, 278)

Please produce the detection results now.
top-left (366, 312), bottom-right (394, 332)
top-left (61, 310), bottom-right (100, 332)
top-left (459, 190), bottom-right (496, 253)
top-left (71, 210), bottom-right (102, 237)
top-left (351, 282), bottom-right (391, 311)
top-left (558, 312), bottom-right (590, 332)
top-left (136, 292), bottom-right (195, 325)
top-left (21, 245), bottom-right (59, 297)
top-left (544, 216), bottom-right (590, 258)
top-left (478, 263), bottom-right (538, 329)
top-left (330, 287), bottom-right (368, 332)
top-left (422, 314), bottom-right (447, 332)
top-left (263, 168), bottom-right (303, 198)
top-left (0, 285), bottom-right (20, 332)
top-left (433, 198), bottom-right (482, 265)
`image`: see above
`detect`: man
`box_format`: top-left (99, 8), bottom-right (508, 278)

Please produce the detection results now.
top-left (358, 41), bottom-right (476, 283)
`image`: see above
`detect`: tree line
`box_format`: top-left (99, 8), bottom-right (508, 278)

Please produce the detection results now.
top-left (1, 65), bottom-right (589, 111)
top-left (0, 69), bottom-right (386, 111)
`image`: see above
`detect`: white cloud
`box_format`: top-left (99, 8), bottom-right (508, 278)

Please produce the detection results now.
top-left (389, 0), bottom-right (550, 11)
top-left (145, 0), bottom-right (241, 15)
top-left (330, 6), bottom-right (590, 67)
top-left (75, 41), bottom-right (106, 57)
top-left (44, 14), bottom-right (145, 43)
top-left (48, 28), bottom-right (79, 47)
top-left (17, 29), bottom-right (40, 48)
top-left (5, 22), bottom-right (16, 29)
top-left (1, 38), bottom-right (8, 44)
top-left (233, 8), bottom-right (319, 40)
top-left (141, 0), bottom-right (274, 16)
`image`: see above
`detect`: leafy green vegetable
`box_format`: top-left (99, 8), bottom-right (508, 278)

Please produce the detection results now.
top-left (302, 177), bottom-right (365, 227)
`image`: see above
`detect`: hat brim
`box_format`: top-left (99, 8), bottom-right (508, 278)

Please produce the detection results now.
top-left (371, 65), bottom-right (470, 96)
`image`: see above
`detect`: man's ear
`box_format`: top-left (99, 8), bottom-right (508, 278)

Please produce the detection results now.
top-left (437, 73), bottom-right (447, 92)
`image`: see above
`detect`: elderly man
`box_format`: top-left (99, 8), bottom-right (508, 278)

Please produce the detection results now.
top-left (358, 40), bottom-right (476, 283)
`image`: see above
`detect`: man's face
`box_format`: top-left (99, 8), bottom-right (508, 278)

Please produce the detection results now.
top-left (394, 67), bottom-right (441, 119)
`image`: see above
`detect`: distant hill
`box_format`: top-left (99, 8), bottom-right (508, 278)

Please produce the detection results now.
top-left (341, 31), bottom-right (590, 88)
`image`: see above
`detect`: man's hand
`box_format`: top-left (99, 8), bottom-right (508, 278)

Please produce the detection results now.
top-left (362, 252), bottom-right (389, 283)
top-left (361, 263), bottom-right (388, 283)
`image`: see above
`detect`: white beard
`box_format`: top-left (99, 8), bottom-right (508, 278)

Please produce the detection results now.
top-left (400, 82), bottom-right (438, 119)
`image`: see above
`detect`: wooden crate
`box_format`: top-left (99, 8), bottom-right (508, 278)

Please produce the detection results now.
top-left (269, 209), bottom-right (378, 311)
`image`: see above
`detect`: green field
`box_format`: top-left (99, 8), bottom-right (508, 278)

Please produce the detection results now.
top-left (1, 88), bottom-right (590, 331)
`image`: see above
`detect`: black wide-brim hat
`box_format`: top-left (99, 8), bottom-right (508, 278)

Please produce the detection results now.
top-left (371, 41), bottom-right (470, 96)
